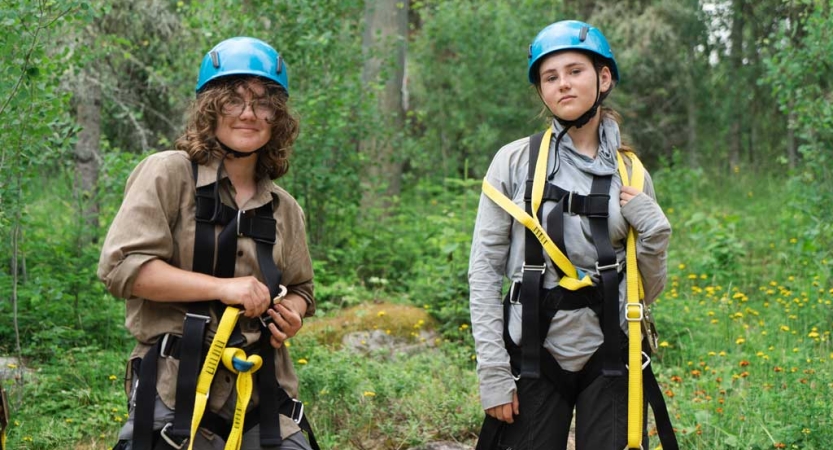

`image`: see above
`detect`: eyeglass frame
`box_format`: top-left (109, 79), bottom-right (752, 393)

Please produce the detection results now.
top-left (220, 96), bottom-right (277, 121)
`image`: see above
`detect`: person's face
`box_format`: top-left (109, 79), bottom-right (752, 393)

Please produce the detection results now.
top-left (214, 80), bottom-right (273, 153)
top-left (537, 51), bottom-right (612, 121)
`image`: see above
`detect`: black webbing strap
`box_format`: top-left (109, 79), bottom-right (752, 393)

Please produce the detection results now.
top-left (520, 131), bottom-right (546, 379)
top-left (258, 333), bottom-right (283, 447)
top-left (645, 366), bottom-right (679, 450)
top-left (132, 343), bottom-right (160, 450)
top-left (586, 175), bottom-right (624, 377)
top-left (525, 181), bottom-right (610, 217)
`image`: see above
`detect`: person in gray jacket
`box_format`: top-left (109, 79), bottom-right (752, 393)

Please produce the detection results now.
top-left (468, 20), bottom-right (673, 450)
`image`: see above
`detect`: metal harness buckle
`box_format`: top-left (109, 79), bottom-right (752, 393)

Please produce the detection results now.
top-left (624, 351), bottom-right (651, 371)
top-left (160, 422), bottom-right (188, 450)
top-left (595, 260), bottom-right (621, 274)
top-left (521, 263), bottom-right (546, 274)
top-left (236, 209), bottom-right (245, 236)
top-left (159, 334), bottom-right (174, 358)
top-left (289, 399), bottom-right (305, 424)
top-left (567, 191), bottom-right (577, 215)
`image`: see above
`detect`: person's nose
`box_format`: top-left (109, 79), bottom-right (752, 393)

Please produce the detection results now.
top-left (558, 74), bottom-right (571, 90)
top-left (239, 101), bottom-right (257, 120)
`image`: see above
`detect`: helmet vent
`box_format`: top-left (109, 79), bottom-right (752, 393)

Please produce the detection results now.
top-left (579, 26), bottom-right (588, 42)
top-left (527, 44), bottom-right (532, 59)
top-left (276, 55), bottom-right (283, 75)
top-left (210, 51), bottom-right (220, 69)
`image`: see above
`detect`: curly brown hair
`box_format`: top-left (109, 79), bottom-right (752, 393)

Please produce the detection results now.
top-left (175, 76), bottom-right (300, 180)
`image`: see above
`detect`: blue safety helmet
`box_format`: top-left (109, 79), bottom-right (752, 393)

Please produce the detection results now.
top-left (527, 20), bottom-right (619, 85)
top-left (196, 37), bottom-right (289, 95)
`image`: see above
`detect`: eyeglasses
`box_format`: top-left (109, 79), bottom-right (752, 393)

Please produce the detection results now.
top-left (221, 97), bottom-right (275, 121)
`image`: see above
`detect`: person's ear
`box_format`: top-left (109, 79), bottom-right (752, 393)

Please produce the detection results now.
top-left (599, 66), bottom-right (613, 92)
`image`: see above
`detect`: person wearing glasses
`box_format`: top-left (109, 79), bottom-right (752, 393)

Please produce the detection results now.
top-left (99, 37), bottom-right (318, 450)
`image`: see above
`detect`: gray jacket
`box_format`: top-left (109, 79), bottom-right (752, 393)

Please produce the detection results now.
top-left (468, 118), bottom-right (671, 410)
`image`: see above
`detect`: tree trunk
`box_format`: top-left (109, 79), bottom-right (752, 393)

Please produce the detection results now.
top-left (564, 0), bottom-right (598, 18)
top-left (787, 108), bottom-right (797, 169)
top-left (686, 45), bottom-right (698, 168)
top-left (74, 69), bottom-right (102, 242)
top-left (728, 0), bottom-right (744, 173)
top-left (359, 0), bottom-right (408, 212)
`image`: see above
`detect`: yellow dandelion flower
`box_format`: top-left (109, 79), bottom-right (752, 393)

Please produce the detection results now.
top-left (297, 358), bottom-right (308, 365)
top-left (735, 337), bottom-right (746, 345)
top-left (780, 325), bottom-right (790, 332)
top-left (678, 263), bottom-right (686, 270)
top-left (109, 375), bottom-right (118, 381)
top-left (377, 310), bottom-right (386, 317)
top-left (808, 331), bottom-right (820, 338)
top-left (789, 238), bottom-right (797, 244)
top-left (362, 391), bottom-right (376, 397)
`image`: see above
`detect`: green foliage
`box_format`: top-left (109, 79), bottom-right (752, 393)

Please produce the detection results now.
top-left (3, 347), bottom-right (125, 449)
top-left (292, 338), bottom-right (481, 449)
top-left (408, 0), bottom-right (561, 179)
top-left (650, 165), bottom-right (833, 449)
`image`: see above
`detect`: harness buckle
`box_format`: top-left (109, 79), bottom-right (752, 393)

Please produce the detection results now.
top-left (159, 334), bottom-right (175, 358)
top-left (521, 263), bottom-right (546, 274)
top-left (567, 191), bottom-right (577, 215)
top-left (160, 423), bottom-right (188, 450)
top-left (626, 303), bottom-right (644, 322)
top-left (185, 313), bottom-right (211, 323)
top-left (236, 209), bottom-right (245, 236)
top-left (289, 399), bottom-right (305, 424)
top-left (595, 260), bottom-right (621, 274)
top-left (625, 351), bottom-right (651, 371)
top-left (509, 282), bottom-right (521, 304)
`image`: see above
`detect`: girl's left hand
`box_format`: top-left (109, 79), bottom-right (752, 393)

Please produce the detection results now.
top-left (266, 301), bottom-right (304, 348)
top-left (619, 185), bottom-right (640, 207)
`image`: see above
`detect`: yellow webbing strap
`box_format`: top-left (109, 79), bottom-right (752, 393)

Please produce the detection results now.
top-left (221, 348), bottom-right (263, 450)
top-left (187, 306), bottom-right (240, 450)
top-left (618, 150), bottom-right (646, 449)
top-left (0, 380), bottom-right (8, 450)
top-left (481, 128), bottom-right (594, 291)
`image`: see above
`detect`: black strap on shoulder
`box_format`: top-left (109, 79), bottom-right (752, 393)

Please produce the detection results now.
top-left (520, 131), bottom-right (546, 379)
top-left (586, 175), bottom-right (624, 377)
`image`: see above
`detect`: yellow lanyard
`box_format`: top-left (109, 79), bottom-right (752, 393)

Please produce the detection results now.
top-left (187, 307), bottom-right (261, 450)
top-left (617, 150), bottom-right (647, 449)
top-left (481, 127), bottom-right (594, 291)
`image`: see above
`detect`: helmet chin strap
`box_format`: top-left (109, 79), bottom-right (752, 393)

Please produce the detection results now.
top-left (216, 138), bottom-right (261, 158)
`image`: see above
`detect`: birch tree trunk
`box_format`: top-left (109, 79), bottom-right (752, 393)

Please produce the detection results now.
top-left (360, 0), bottom-right (408, 212)
top-left (74, 68), bottom-right (101, 242)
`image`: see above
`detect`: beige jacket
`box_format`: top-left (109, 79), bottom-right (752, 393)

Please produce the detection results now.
top-left (98, 150), bottom-right (315, 437)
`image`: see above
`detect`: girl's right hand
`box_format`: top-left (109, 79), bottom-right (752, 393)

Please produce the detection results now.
top-left (485, 391), bottom-right (520, 423)
top-left (218, 276), bottom-right (271, 318)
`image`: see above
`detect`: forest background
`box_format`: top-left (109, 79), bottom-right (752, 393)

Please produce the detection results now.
top-left (1, 0), bottom-right (832, 449)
